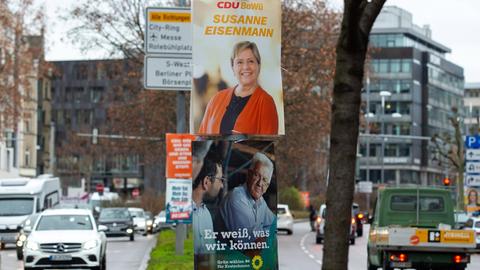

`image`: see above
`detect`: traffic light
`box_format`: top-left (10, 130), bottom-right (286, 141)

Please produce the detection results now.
top-left (443, 177), bottom-right (451, 186)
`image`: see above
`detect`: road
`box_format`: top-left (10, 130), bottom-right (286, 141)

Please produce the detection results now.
top-left (279, 221), bottom-right (480, 270)
top-left (0, 233), bottom-right (156, 270)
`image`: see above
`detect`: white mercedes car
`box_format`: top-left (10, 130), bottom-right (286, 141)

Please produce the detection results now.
top-left (23, 208), bottom-right (107, 270)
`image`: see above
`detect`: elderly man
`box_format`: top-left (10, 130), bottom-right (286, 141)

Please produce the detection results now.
top-left (192, 158), bottom-right (224, 254)
top-left (219, 152), bottom-right (275, 237)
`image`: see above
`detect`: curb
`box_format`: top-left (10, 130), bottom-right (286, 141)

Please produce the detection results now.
top-left (138, 234), bottom-right (158, 270)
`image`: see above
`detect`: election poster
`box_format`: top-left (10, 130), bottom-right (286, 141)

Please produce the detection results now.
top-left (165, 133), bottom-right (195, 223)
top-left (166, 133), bottom-right (196, 179)
top-left (465, 186), bottom-right (480, 214)
top-left (166, 178), bottom-right (193, 223)
top-left (192, 140), bottom-right (277, 270)
top-left (190, 0), bottom-right (284, 136)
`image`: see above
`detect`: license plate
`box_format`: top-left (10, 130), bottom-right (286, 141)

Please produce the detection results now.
top-left (110, 226), bottom-right (121, 231)
top-left (391, 262), bottom-right (412, 268)
top-left (50, 254), bottom-right (72, 261)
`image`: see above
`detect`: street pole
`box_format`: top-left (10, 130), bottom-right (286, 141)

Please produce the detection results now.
top-left (365, 76), bottom-right (371, 211)
top-left (379, 91), bottom-right (391, 185)
top-left (381, 96), bottom-right (385, 185)
top-left (175, 0), bottom-right (188, 256)
top-left (175, 91), bottom-right (187, 256)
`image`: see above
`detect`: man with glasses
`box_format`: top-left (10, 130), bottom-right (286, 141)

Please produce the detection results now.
top-left (192, 158), bottom-right (224, 254)
top-left (219, 152), bottom-right (275, 240)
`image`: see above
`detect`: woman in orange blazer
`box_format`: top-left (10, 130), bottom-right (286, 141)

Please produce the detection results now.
top-left (198, 41), bottom-right (278, 135)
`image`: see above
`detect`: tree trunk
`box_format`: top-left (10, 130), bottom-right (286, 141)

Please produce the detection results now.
top-left (322, 1), bottom-right (385, 269)
top-left (453, 116), bottom-right (465, 210)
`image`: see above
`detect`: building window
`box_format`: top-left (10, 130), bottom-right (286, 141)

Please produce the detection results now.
top-left (90, 87), bottom-right (104, 103)
top-left (25, 149), bottom-right (30, 167)
top-left (65, 110), bottom-right (71, 125)
top-left (74, 87), bottom-right (84, 103)
top-left (74, 64), bottom-right (88, 80)
top-left (399, 144), bottom-right (410, 157)
top-left (65, 87), bottom-right (73, 102)
top-left (384, 144), bottom-right (397, 157)
top-left (390, 60), bottom-right (401, 73)
top-left (401, 59), bottom-right (412, 73)
top-left (379, 59), bottom-right (388, 73)
top-left (83, 110), bottom-right (92, 125)
top-left (56, 110), bottom-right (64, 125)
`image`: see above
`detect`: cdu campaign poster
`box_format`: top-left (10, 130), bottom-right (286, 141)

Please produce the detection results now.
top-left (190, 0), bottom-right (284, 136)
top-left (192, 140), bottom-right (277, 269)
top-left (465, 186), bottom-right (480, 214)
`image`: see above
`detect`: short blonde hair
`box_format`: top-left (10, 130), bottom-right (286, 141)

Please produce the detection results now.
top-left (230, 41), bottom-right (261, 67)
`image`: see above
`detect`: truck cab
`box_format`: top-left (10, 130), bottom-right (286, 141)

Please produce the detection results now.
top-left (368, 187), bottom-right (475, 270)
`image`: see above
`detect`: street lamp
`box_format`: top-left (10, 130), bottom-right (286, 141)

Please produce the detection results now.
top-left (379, 91), bottom-right (391, 184)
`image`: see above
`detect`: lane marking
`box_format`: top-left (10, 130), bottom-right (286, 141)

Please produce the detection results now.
top-left (300, 231), bottom-right (322, 265)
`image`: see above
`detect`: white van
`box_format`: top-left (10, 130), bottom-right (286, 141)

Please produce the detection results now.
top-left (0, 175), bottom-right (60, 249)
top-left (89, 191), bottom-right (120, 217)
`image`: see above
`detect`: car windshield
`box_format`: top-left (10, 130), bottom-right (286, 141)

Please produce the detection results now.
top-left (100, 209), bottom-right (130, 219)
top-left (36, 215), bottom-right (93, 231)
top-left (278, 207), bottom-right (286, 215)
top-left (476, 221), bottom-right (480, 229)
top-left (23, 214), bottom-right (40, 227)
top-left (129, 210), bottom-right (144, 218)
top-left (0, 198), bottom-right (34, 216)
top-left (390, 195), bottom-right (445, 212)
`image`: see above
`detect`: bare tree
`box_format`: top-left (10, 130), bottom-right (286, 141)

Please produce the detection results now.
top-left (323, 1), bottom-right (385, 269)
top-left (0, 0), bottom-right (43, 136)
top-left (276, 0), bottom-right (340, 194)
top-left (431, 107), bottom-right (465, 210)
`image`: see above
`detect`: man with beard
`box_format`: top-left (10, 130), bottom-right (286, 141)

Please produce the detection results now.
top-left (192, 158), bottom-right (224, 254)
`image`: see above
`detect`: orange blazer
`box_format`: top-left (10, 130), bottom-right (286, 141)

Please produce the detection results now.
top-left (198, 86), bottom-right (278, 135)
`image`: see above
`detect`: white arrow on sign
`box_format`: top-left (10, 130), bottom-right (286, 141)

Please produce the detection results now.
top-left (465, 174), bottom-right (480, 187)
top-left (466, 149), bottom-right (480, 161)
top-left (466, 162), bottom-right (480, 173)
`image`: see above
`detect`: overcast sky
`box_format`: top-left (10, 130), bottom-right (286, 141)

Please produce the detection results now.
top-left (42, 0), bottom-right (480, 82)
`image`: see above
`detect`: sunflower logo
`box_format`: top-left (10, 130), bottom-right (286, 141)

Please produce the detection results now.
top-left (251, 255), bottom-right (263, 270)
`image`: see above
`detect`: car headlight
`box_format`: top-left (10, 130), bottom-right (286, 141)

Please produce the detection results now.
top-left (83, 239), bottom-right (99, 250)
top-left (19, 234), bottom-right (27, 242)
top-left (26, 241), bottom-right (39, 251)
top-left (147, 220), bottom-right (153, 226)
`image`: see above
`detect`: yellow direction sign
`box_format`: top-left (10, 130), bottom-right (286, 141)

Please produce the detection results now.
top-left (145, 7), bottom-right (192, 55)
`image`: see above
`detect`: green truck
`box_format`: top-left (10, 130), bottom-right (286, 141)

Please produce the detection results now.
top-left (367, 187), bottom-right (476, 270)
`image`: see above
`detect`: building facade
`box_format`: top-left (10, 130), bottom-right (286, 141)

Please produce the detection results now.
top-left (464, 83), bottom-right (480, 132)
top-left (358, 6), bottom-right (465, 186)
top-left (51, 60), bottom-right (164, 196)
top-left (0, 34), bottom-right (53, 178)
